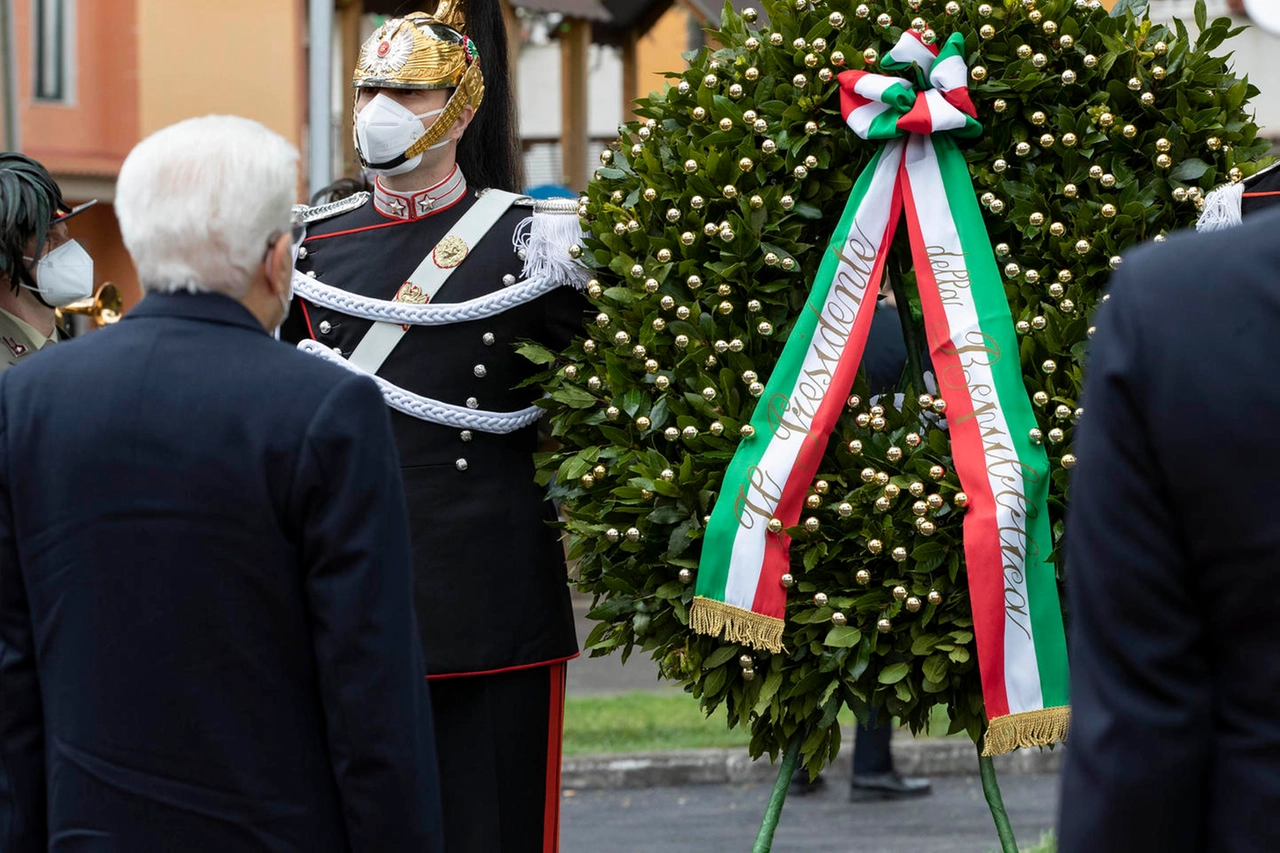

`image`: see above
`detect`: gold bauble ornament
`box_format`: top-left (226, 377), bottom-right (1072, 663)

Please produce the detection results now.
top-left (867, 539), bottom-right (883, 554)
top-left (877, 618), bottom-right (893, 634)
top-left (954, 492), bottom-right (969, 508)
top-left (856, 569), bottom-right (872, 585)
top-left (831, 612), bottom-right (847, 626)
top-left (838, 502), bottom-right (853, 518)
top-left (813, 592), bottom-right (829, 607)
top-left (891, 546), bottom-right (908, 563)
top-left (893, 585), bottom-right (909, 601)
top-left (741, 424), bottom-right (756, 438)
top-left (780, 573), bottom-right (795, 588)
top-left (625, 527), bottom-right (641, 542)
top-left (927, 590), bottom-right (943, 606)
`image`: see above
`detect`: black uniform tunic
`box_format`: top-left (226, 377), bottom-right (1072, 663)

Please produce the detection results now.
top-left (282, 179), bottom-right (585, 851)
top-left (283, 186), bottom-right (581, 676)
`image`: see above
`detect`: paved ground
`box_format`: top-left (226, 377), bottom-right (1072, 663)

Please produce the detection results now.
top-left (561, 774), bottom-right (1059, 853)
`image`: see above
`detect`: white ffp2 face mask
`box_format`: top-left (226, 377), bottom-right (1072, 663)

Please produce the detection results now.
top-left (22, 239), bottom-right (94, 308)
top-left (354, 94), bottom-right (453, 177)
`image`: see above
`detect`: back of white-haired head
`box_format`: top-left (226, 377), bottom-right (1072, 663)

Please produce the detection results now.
top-left (115, 115), bottom-right (299, 296)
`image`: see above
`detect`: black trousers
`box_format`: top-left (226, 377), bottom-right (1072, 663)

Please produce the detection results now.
top-left (428, 661), bottom-right (568, 852)
top-left (852, 709), bottom-right (894, 777)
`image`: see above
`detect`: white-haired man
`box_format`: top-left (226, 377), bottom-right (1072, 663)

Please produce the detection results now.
top-left (0, 115), bottom-right (443, 852)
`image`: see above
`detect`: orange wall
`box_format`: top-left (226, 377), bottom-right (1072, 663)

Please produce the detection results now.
top-left (635, 4), bottom-right (696, 103)
top-left (12, 0), bottom-right (140, 176)
top-left (136, 0), bottom-right (307, 150)
top-left (73, 204), bottom-right (141, 309)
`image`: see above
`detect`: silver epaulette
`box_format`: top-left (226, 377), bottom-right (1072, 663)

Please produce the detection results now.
top-left (292, 191), bottom-right (371, 225)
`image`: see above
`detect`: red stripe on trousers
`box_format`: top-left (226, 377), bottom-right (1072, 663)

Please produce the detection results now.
top-left (543, 661), bottom-right (567, 853)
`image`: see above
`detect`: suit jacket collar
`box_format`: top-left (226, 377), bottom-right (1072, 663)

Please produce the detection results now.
top-left (125, 292), bottom-right (270, 335)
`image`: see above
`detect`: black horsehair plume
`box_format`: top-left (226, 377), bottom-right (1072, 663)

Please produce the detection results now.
top-left (0, 153), bottom-right (63, 292)
top-left (429, 0), bottom-right (524, 193)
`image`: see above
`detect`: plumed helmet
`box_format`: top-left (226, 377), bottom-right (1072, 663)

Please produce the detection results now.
top-left (352, 7), bottom-right (485, 161)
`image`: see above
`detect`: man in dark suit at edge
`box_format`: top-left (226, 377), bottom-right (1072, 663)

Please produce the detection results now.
top-left (1060, 2), bottom-right (1280, 849)
top-left (0, 115), bottom-right (443, 852)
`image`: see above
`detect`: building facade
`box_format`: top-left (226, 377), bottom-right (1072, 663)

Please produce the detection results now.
top-left (1, 0), bottom-right (306, 306)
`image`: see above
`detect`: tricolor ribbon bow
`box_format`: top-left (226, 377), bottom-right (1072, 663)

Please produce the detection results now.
top-left (840, 31), bottom-right (980, 141)
top-left (692, 31), bottom-right (1069, 755)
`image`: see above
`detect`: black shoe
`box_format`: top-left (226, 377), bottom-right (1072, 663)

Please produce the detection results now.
top-left (789, 772), bottom-right (826, 796)
top-left (849, 772), bottom-right (932, 801)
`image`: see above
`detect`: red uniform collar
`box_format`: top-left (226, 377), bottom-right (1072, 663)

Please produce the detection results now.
top-left (372, 166), bottom-right (468, 221)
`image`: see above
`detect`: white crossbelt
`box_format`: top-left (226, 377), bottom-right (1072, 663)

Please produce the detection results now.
top-left (344, 189), bottom-right (523, 374)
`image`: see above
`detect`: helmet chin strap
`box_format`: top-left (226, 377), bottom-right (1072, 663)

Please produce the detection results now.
top-left (362, 135), bottom-right (454, 173)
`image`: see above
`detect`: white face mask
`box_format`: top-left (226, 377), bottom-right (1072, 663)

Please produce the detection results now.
top-left (354, 94), bottom-right (453, 177)
top-left (22, 239), bottom-right (94, 308)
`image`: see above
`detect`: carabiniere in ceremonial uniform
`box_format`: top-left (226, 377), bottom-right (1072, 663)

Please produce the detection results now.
top-left (281, 6), bottom-right (586, 850)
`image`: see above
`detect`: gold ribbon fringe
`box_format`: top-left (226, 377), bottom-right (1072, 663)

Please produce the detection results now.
top-left (690, 597), bottom-right (784, 654)
top-left (981, 705), bottom-right (1071, 756)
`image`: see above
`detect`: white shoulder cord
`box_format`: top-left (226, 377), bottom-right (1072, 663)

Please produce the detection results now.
top-left (293, 273), bottom-right (560, 327)
top-left (298, 340), bottom-right (544, 434)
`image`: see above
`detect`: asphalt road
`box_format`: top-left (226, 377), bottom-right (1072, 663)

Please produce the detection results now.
top-left (560, 773), bottom-right (1059, 853)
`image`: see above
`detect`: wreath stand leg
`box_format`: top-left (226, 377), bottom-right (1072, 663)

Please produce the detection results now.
top-left (978, 745), bottom-right (1019, 853)
top-left (752, 733), bottom-right (803, 853)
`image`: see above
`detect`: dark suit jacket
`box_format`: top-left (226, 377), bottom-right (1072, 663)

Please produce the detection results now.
top-left (1060, 208), bottom-right (1280, 852)
top-left (0, 293), bottom-right (443, 852)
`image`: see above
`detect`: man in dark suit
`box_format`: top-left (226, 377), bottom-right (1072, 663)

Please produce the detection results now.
top-left (0, 115), bottom-right (443, 852)
top-left (1060, 89), bottom-right (1280, 853)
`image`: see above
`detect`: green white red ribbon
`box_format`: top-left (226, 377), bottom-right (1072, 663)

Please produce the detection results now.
top-left (693, 32), bottom-right (1069, 754)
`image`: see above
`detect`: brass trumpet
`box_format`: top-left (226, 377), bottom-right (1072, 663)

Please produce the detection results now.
top-left (57, 283), bottom-right (123, 326)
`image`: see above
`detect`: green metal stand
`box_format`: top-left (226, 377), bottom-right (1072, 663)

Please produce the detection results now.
top-left (978, 745), bottom-right (1020, 853)
top-left (752, 734), bottom-right (803, 853)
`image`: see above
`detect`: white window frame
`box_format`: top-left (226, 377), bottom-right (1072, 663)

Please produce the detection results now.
top-left (1146, 0), bottom-right (1233, 23)
top-left (33, 0), bottom-right (75, 105)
